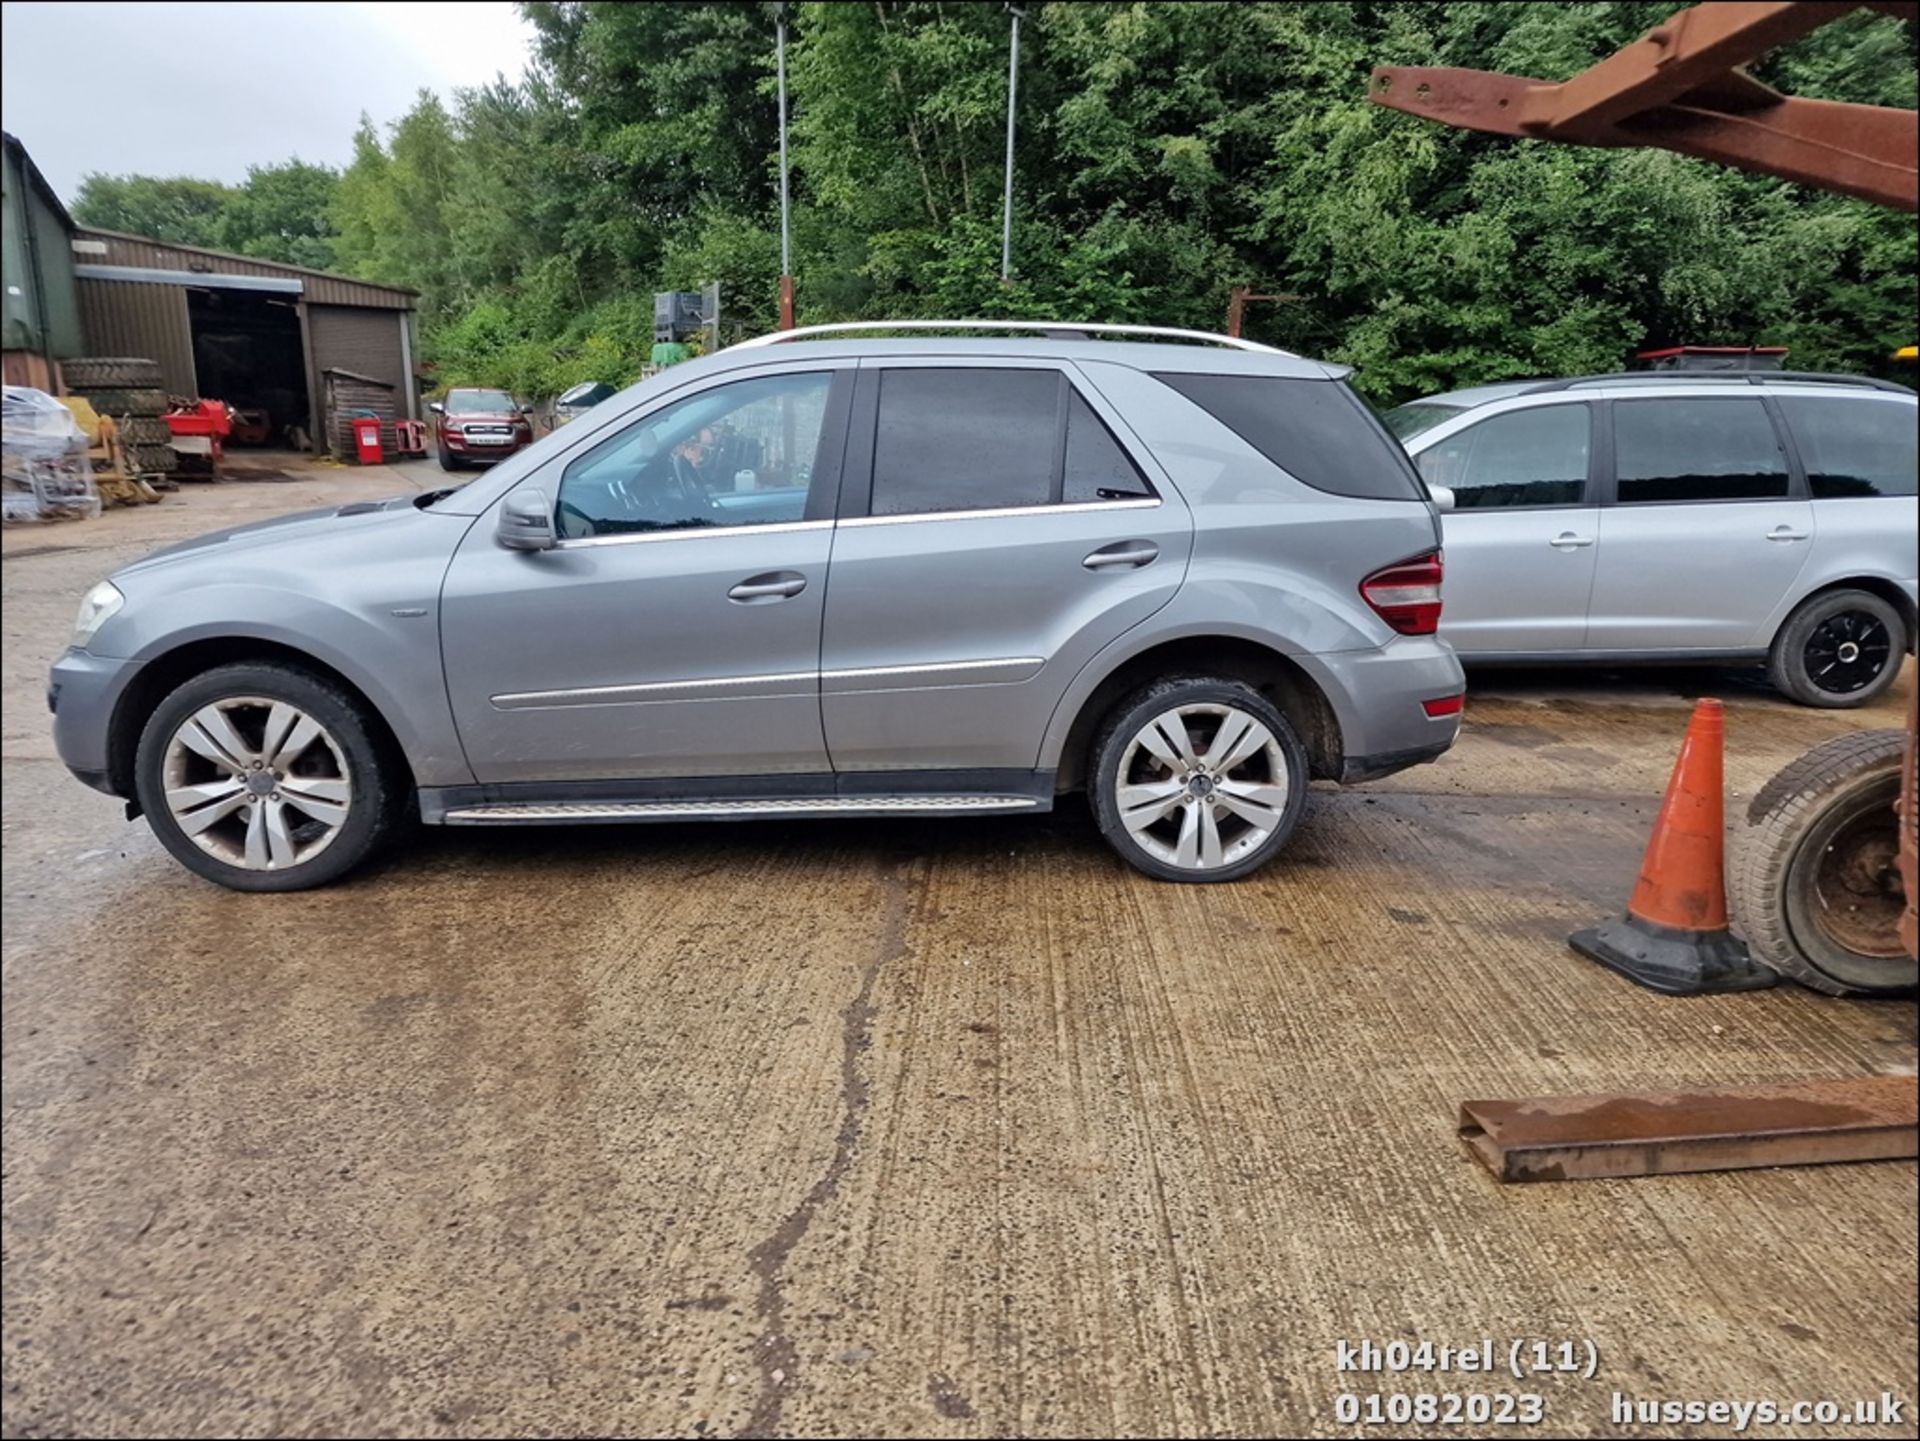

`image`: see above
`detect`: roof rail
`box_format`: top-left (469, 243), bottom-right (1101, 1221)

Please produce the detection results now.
top-left (1523, 371), bottom-right (1913, 395)
top-left (734, 319), bottom-right (1291, 354)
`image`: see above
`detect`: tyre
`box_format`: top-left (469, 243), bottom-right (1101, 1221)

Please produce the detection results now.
top-left (72, 387), bottom-right (168, 419)
top-left (134, 444), bottom-right (179, 473)
top-left (1089, 677), bottom-right (1310, 883)
top-left (134, 662), bottom-right (408, 892)
top-left (118, 415), bottom-right (173, 446)
top-left (1768, 589), bottom-right (1907, 708)
top-left (1731, 729), bottom-right (1913, 996)
top-left (437, 441), bottom-right (461, 472)
top-left (63, 357), bottom-right (163, 390)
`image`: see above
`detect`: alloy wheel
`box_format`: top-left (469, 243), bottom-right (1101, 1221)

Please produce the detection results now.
top-left (1115, 703), bottom-right (1290, 870)
top-left (162, 697), bottom-right (353, 870)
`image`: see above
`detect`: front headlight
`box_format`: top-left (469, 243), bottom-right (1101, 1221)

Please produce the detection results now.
top-left (72, 580), bottom-right (125, 650)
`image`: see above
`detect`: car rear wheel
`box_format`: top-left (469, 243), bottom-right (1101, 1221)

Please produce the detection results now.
top-left (1768, 589), bottom-right (1906, 708)
top-left (1090, 677), bottom-right (1309, 883)
top-left (134, 662), bottom-right (406, 891)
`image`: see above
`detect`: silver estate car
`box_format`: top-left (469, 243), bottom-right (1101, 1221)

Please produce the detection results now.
top-left (1385, 372), bottom-right (1918, 707)
top-left (51, 321), bottom-right (1464, 892)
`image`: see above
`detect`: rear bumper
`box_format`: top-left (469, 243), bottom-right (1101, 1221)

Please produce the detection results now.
top-left (1296, 637), bottom-right (1465, 783)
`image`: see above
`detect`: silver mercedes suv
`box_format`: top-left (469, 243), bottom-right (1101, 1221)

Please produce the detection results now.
top-left (50, 322), bottom-right (1465, 891)
top-left (1385, 371), bottom-right (1918, 707)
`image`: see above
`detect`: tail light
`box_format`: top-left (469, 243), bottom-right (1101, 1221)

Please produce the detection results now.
top-left (1361, 549), bottom-right (1444, 636)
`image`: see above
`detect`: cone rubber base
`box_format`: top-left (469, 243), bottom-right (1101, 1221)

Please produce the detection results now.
top-left (1570, 917), bottom-right (1779, 996)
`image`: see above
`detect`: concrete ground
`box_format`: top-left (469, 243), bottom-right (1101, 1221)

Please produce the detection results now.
top-left (3, 462), bottom-right (1915, 1439)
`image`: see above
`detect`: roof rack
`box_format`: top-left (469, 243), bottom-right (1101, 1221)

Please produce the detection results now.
top-left (1523, 371), bottom-right (1913, 395)
top-left (734, 319), bottom-right (1291, 354)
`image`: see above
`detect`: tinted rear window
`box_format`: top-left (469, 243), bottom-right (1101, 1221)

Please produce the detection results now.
top-left (1155, 373), bottom-right (1424, 500)
top-left (1778, 396), bottom-right (1917, 499)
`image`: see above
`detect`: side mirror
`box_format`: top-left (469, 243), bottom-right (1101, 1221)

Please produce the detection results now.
top-left (521, 404), bottom-right (535, 416)
top-left (1428, 484), bottom-right (1456, 514)
top-left (429, 401), bottom-right (446, 416)
top-left (497, 488), bottom-right (557, 551)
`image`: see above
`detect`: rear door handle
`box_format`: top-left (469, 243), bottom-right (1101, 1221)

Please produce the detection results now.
top-left (728, 571), bottom-right (807, 603)
top-left (1548, 532), bottom-right (1594, 550)
top-left (1083, 541), bottom-right (1159, 570)
top-left (1766, 525), bottom-right (1811, 542)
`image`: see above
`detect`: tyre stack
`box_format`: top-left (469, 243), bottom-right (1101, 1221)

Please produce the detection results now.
top-left (62, 358), bottom-right (180, 490)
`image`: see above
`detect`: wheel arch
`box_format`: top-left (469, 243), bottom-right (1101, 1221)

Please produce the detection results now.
top-left (108, 637), bottom-right (416, 806)
top-left (1047, 632), bottom-right (1345, 792)
top-left (1775, 575), bottom-right (1916, 649)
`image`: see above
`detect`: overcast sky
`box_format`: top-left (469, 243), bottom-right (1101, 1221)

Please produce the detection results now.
top-left (1, 1), bottom-right (535, 203)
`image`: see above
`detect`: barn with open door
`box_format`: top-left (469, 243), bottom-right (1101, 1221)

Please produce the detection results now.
top-left (70, 227), bottom-right (418, 458)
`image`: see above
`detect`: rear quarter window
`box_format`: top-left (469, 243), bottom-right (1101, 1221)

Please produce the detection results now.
top-left (1154, 373), bottom-right (1425, 501)
top-left (1778, 395), bottom-right (1918, 499)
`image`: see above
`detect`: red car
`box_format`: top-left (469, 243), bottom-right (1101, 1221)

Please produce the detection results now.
top-left (430, 388), bottom-right (533, 469)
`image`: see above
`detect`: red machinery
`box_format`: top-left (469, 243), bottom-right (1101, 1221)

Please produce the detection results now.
top-left (165, 400), bottom-right (232, 480)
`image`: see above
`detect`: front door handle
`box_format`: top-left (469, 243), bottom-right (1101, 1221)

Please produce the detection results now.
top-left (728, 571), bottom-right (807, 603)
top-left (1084, 541), bottom-right (1159, 570)
top-left (1548, 532), bottom-right (1594, 550)
top-left (1766, 525), bottom-right (1811, 542)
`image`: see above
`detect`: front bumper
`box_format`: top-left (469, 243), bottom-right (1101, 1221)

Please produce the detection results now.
top-left (1295, 637), bottom-right (1465, 784)
top-left (48, 647), bottom-right (137, 797)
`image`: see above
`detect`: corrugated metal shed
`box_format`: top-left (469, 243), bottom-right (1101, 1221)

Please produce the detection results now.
top-left (75, 278), bottom-right (195, 394)
top-left (3, 130), bottom-right (84, 360)
top-left (73, 229), bottom-right (416, 309)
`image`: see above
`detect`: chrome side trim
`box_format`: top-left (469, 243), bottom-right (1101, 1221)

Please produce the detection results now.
top-left (840, 498), bottom-right (1160, 529)
top-left (821, 656), bottom-right (1043, 689)
top-left (446, 795), bottom-right (1042, 823)
top-left (495, 671), bottom-right (817, 710)
top-left (493, 656), bottom-right (1045, 710)
top-left (554, 518), bottom-right (832, 550)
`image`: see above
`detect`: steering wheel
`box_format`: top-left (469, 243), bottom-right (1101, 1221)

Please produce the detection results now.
top-left (670, 451), bottom-right (723, 516)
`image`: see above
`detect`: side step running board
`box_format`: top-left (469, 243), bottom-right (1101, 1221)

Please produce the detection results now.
top-left (444, 795), bottom-right (1043, 824)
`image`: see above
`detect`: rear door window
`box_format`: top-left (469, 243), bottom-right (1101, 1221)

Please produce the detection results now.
top-left (869, 368), bottom-right (1153, 516)
top-left (1413, 404), bottom-right (1590, 509)
top-left (1154, 373), bottom-right (1424, 500)
top-left (1611, 398), bottom-right (1790, 504)
top-left (1778, 396), bottom-right (1918, 498)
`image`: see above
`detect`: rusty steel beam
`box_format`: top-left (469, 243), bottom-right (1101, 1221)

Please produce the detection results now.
top-left (1459, 1075), bottom-right (1919, 1183)
top-left (1532, 1), bottom-right (1836, 133)
top-left (1369, 1), bottom-right (1919, 211)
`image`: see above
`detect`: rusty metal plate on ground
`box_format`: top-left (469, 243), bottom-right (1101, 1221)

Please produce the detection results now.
top-left (1460, 1075), bottom-right (1918, 1183)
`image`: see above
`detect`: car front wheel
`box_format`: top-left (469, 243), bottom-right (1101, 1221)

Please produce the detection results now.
top-left (1090, 677), bottom-right (1310, 883)
top-left (134, 662), bottom-right (405, 891)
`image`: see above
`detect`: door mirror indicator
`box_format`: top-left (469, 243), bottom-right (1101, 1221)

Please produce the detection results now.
top-left (497, 488), bottom-right (557, 552)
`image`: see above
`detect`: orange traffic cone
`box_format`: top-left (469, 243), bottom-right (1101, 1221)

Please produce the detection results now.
top-left (1570, 699), bottom-right (1778, 994)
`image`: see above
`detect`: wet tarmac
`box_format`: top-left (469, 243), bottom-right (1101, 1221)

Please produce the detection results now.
top-left (4, 465), bottom-right (1914, 1437)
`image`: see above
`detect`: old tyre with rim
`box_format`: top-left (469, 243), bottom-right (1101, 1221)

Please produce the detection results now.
top-left (134, 662), bottom-right (405, 892)
top-left (1731, 728), bottom-right (1913, 996)
top-left (1768, 589), bottom-right (1906, 708)
top-left (1091, 677), bottom-right (1309, 883)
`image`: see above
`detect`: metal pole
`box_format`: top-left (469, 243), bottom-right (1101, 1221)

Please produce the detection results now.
top-left (776, 7), bottom-right (795, 328)
top-left (1001, 5), bottom-right (1024, 283)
